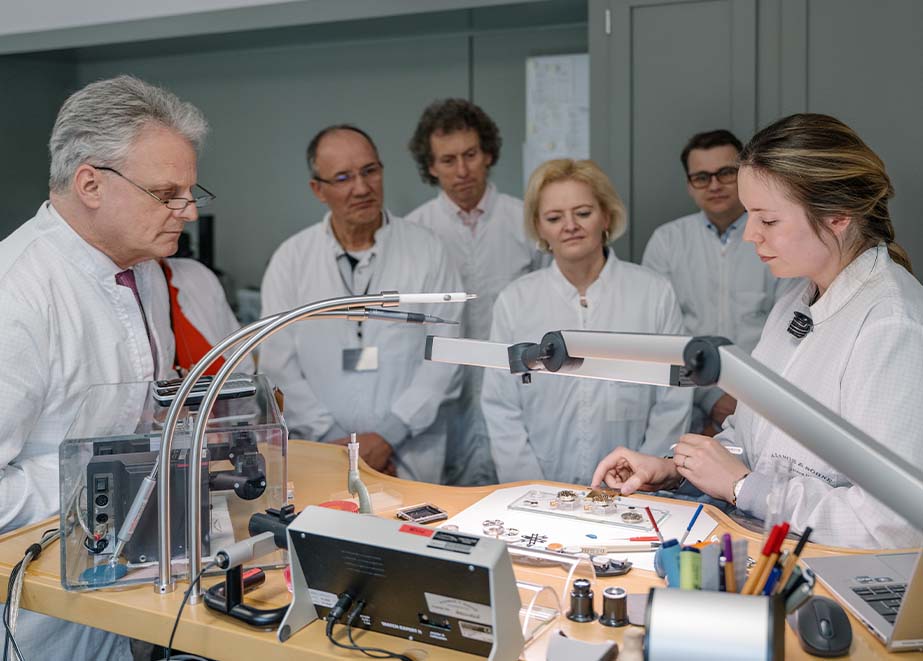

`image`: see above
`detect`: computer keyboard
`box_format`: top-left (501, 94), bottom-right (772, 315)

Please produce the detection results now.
top-left (852, 584), bottom-right (906, 624)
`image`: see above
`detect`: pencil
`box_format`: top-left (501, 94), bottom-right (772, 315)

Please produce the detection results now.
top-left (741, 524), bottom-right (782, 595)
top-left (774, 526), bottom-right (812, 596)
top-left (679, 504), bottom-right (704, 546)
top-left (645, 506), bottom-right (664, 543)
top-left (752, 522), bottom-right (790, 595)
top-left (722, 533), bottom-right (737, 593)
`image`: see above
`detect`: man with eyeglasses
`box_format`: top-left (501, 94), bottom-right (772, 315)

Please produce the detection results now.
top-left (0, 75), bottom-right (210, 658)
top-left (260, 125), bottom-right (463, 483)
top-left (404, 99), bottom-right (547, 486)
top-left (642, 129), bottom-right (788, 435)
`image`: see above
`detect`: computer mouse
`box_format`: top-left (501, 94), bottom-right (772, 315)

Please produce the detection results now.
top-left (790, 596), bottom-right (852, 657)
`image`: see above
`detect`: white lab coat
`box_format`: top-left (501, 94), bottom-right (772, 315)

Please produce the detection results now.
top-left (260, 212), bottom-right (463, 483)
top-left (482, 254), bottom-right (693, 485)
top-left (404, 185), bottom-right (546, 341)
top-left (725, 245), bottom-right (923, 549)
top-left (163, 257), bottom-right (254, 372)
top-left (0, 202), bottom-right (175, 660)
top-left (642, 211), bottom-right (788, 421)
top-left (404, 185), bottom-right (548, 484)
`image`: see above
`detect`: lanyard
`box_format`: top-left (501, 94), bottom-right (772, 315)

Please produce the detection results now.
top-left (337, 250), bottom-right (375, 342)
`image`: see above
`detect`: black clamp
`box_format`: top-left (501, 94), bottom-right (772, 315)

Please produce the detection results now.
top-left (682, 336), bottom-right (732, 386)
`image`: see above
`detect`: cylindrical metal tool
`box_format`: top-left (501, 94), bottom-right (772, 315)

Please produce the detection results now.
top-left (567, 578), bottom-right (596, 622)
top-left (599, 586), bottom-right (628, 627)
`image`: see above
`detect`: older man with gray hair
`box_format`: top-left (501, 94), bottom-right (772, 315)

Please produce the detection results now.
top-left (0, 75), bottom-right (212, 659)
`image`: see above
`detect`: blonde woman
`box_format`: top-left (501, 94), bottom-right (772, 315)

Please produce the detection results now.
top-left (481, 159), bottom-right (692, 485)
top-left (592, 114), bottom-right (923, 549)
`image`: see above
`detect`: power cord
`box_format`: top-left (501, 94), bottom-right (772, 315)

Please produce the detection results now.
top-left (4, 528), bottom-right (60, 661)
top-left (162, 562), bottom-right (216, 661)
top-left (324, 594), bottom-right (414, 661)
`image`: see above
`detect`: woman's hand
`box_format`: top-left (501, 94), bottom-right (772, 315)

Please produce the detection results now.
top-left (591, 447), bottom-right (680, 495)
top-left (672, 434), bottom-right (749, 501)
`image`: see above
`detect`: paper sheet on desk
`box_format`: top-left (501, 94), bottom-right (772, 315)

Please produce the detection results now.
top-left (442, 484), bottom-right (717, 572)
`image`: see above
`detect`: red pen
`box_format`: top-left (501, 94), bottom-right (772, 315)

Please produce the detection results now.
top-left (742, 524), bottom-right (784, 595)
top-left (645, 506), bottom-right (664, 543)
top-left (754, 522), bottom-right (789, 594)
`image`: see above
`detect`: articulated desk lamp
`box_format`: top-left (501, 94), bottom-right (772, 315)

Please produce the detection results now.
top-left (428, 331), bottom-right (923, 658)
top-left (104, 290), bottom-right (471, 600)
top-left (425, 331), bottom-right (923, 534)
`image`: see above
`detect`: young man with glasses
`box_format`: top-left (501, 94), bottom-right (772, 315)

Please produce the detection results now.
top-left (404, 99), bottom-right (548, 486)
top-left (260, 125), bottom-right (463, 484)
top-left (0, 75), bottom-right (210, 659)
top-left (642, 129), bottom-right (788, 435)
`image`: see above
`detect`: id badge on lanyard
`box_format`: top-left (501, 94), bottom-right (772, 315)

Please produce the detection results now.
top-left (339, 241), bottom-right (380, 372)
top-left (343, 346), bottom-right (379, 371)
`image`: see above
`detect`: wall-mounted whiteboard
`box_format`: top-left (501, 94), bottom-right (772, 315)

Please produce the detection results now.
top-left (523, 53), bottom-right (590, 190)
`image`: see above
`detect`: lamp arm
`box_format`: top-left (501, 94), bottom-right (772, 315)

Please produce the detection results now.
top-left (151, 307), bottom-right (390, 593)
top-left (715, 345), bottom-right (923, 533)
top-left (155, 312), bottom-right (283, 593)
top-left (183, 291), bottom-right (469, 602)
top-left (425, 330), bottom-right (923, 533)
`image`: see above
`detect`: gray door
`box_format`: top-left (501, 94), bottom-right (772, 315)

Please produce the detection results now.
top-left (590, 0), bottom-right (757, 262)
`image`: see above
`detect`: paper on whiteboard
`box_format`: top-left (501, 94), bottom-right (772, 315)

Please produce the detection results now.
top-left (524, 53), bottom-right (590, 189)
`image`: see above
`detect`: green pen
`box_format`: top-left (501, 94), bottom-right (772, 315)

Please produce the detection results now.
top-left (680, 546), bottom-right (702, 590)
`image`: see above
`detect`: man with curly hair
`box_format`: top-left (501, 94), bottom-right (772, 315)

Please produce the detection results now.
top-left (405, 99), bottom-right (546, 485)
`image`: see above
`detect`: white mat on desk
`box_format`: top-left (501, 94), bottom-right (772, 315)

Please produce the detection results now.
top-left (442, 484), bottom-right (717, 572)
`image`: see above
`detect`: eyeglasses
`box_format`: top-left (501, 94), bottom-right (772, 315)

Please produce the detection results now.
top-left (92, 165), bottom-right (216, 210)
top-left (687, 166), bottom-right (739, 189)
top-left (313, 162), bottom-right (383, 188)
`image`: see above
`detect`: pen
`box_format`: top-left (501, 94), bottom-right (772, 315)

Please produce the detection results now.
top-left (671, 443), bottom-right (743, 455)
top-left (774, 526), bottom-right (812, 596)
top-left (679, 504), bottom-right (704, 546)
top-left (580, 542), bottom-right (662, 555)
top-left (753, 522), bottom-right (789, 595)
top-left (645, 506), bottom-right (665, 543)
top-left (761, 565), bottom-right (782, 595)
top-left (785, 582), bottom-right (814, 613)
top-left (723, 533), bottom-right (737, 593)
top-left (741, 524), bottom-right (782, 595)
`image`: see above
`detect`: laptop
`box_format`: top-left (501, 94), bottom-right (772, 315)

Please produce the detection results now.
top-left (804, 551), bottom-right (923, 652)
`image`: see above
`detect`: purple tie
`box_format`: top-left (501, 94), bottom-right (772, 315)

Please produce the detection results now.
top-left (115, 269), bottom-right (158, 373)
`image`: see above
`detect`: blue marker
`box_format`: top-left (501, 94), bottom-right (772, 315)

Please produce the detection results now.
top-left (679, 504), bottom-right (704, 546)
top-left (762, 566), bottom-right (783, 596)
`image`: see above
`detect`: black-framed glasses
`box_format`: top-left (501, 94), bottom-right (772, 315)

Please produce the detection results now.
top-left (313, 162), bottom-right (383, 188)
top-left (92, 165), bottom-right (216, 210)
top-left (687, 166), bottom-right (739, 189)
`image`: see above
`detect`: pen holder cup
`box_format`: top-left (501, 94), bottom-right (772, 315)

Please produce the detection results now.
top-left (645, 588), bottom-right (785, 660)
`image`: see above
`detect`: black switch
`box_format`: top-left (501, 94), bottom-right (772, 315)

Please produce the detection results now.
top-left (95, 477), bottom-right (108, 493)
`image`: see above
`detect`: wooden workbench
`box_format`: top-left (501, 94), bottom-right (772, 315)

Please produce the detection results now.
top-left (0, 440), bottom-right (918, 660)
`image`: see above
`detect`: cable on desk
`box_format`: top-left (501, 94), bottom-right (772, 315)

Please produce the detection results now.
top-left (162, 562), bottom-right (216, 661)
top-left (323, 594), bottom-right (414, 661)
top-left (4, 528), bottom-right (60, 661)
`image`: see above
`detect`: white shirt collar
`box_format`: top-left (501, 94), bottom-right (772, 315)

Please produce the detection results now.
top-left (45, 201), bottom-right (136, 283)
top-left (323, 209), bottom-right (391, 257)
top-left (808, 243), bottom-right (887, 324)
top-left (549, 249), bottom-right (618, 302)
top-left (702, 210), bottom-right (747, 244)
top-left (437, 182), bottom-right (496, 221)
